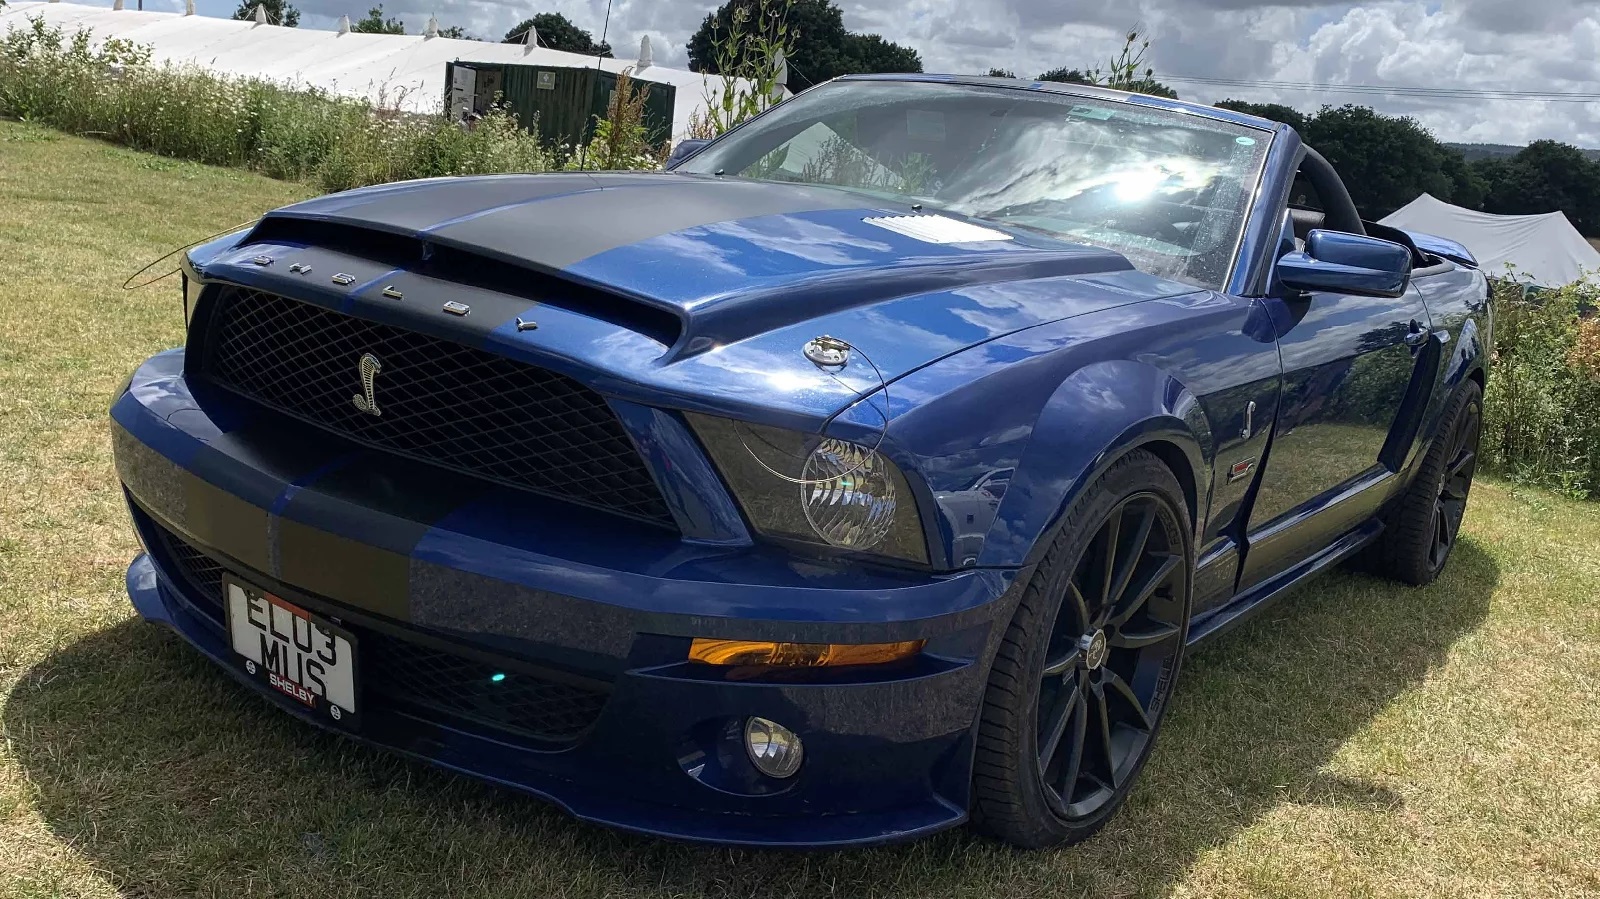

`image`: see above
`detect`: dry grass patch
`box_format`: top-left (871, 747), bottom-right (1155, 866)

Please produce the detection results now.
top-left (1, 121), bottom-right (1598, 898)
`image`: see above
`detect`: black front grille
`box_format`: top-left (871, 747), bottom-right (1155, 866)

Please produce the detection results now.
top-left (158, 525), bottom-right (226, 604)
top-left (361, 631), bottom-right (609, 743)
top-left (201, 287), bottom-right (673, 527)
top-left (149, 520), bottom-right (608, 745)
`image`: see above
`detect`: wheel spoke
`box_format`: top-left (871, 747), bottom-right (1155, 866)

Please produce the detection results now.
top-left (1042, 648), bottom-right (1082, 678)
top-left (1095, 688), bottom-right (1119, 788)
top-left (1110, 620), bottom-right (1181, 650)
top-left (1104, 670), bottom-right (1153, 732)
top-left (1099, 507), bottom-right (1123, 609)
top-left (1038, 672), bottom-right (1082, 765)
top-left (1441, 479), bottom-right (1469, 502)
top-left (1432, 503), bottom-right (1450, 561)
top-left (1106, 504), bottom-right (1155, 609)
top-left (1055, 688), bottom-right (1089, 802)
top-left (1108, 553), bottom-right (1179, 628)
top-left (1449, 450), bottom-right (1476, 479)
top-left (1066, 582), bottom-right (1092, 636)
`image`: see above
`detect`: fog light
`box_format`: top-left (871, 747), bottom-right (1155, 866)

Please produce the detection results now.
top-left (744, 716), bottom-right (804, 778)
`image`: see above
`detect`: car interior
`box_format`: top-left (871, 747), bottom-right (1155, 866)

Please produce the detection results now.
top-left (1288, 146), bottom-right (1442, 270)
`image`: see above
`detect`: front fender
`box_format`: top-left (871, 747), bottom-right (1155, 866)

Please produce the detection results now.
top-left (978, 361), bottom-right (1211, 569)
top-left (832, 347), bottom-right (1215, 572)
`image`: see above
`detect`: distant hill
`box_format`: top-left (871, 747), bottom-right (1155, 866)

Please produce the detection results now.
top-left (1448, 142), bottom-right (1600, 162)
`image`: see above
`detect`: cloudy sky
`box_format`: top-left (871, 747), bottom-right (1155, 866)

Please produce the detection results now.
top-left (161, 0), bottom-right (1600, 146)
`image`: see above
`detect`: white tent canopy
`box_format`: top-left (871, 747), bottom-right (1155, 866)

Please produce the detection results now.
top-left (0, 1), bottom-right (751, 140)
top-left (1380, 193), bottom-right (1600, 286)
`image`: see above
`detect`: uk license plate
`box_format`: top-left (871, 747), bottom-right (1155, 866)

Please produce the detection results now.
top-left (224, 576), bottom-right (358, 730)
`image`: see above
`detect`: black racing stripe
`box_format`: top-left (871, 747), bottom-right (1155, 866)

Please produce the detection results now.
top-left (113, 426), bottom-right (274, 575)
top-left (261, 174), bottom-right (607, 235)
top-left (113, 426), bottom-right (189, 526)
top-left (428, 177), bottom-right (875, 271)
top-left (276, 454), bottom-right (487, 550)
top-left (188, 421), bottom-right (355, 509)
top-left (271, 453), bottom-right (490, 624)
top-left (183, 475), bottom-right (272, 576)
top-left (276, 519), bottom-right (411, 622)
top-left (409, 559), bottom-right (639, 680)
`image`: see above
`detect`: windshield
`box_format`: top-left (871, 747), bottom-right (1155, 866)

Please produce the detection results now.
top-left (678, 80), bottom-right (1273, 290)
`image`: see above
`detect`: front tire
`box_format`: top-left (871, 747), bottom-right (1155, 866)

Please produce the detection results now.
top-left (971, 450), bottom-right (1193, 849)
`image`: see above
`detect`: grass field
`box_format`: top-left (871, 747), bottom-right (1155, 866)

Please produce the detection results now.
top-left (2, 120), bottom-right (1599, 899)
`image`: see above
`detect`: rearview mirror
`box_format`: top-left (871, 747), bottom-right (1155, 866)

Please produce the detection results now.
top-left (665, 138), bottom-right (711, 169)
top-left (1277, 230), bottom-right (1412, 299)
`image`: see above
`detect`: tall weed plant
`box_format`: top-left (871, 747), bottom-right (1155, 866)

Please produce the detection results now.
top-left (684, 0), bottom-right (792, 139)
top-left (0, 16), bottom-right (556, 190)
top-left (1482, 275), bottom-right (1600, 498)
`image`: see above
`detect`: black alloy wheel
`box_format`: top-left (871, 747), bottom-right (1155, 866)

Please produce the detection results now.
top-left (1367, 380), bottom-right (1483, 586)
top-left (1429, 396), bottom-right (1480, 572)
top-left (1034, 494), bottom-right (1187, 819)
top-left (972, 450), bottom-right (1193, 848)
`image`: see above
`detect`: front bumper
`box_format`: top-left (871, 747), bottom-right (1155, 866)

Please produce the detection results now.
top-left (113, 350), bottom-right (1021, 847)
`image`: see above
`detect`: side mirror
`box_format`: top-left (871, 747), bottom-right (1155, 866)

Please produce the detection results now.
top-left (1277, 230), bottom-right (1412, 299)
top-left (665, 138), bottom-right (711, 169)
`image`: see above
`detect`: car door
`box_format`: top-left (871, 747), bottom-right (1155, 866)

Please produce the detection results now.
top-left (1237, 169), bottom-right (1435, 590)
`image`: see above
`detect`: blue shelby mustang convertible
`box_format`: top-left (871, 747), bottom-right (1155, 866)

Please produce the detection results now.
top-left (112, 75), bottom-right (1489, 849)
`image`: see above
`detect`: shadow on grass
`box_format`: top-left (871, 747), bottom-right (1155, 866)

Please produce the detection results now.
top-left (5, 541), bottom-right (1497, 898)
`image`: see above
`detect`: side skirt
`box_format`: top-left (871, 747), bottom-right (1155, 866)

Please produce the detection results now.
top-left (1185, 518), bottom-right (1383, 646)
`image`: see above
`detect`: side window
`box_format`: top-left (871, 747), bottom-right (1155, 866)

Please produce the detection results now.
top-left (1290, 171), bottom-right (1323, 213)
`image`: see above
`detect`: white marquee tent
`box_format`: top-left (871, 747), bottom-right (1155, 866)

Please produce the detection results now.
top-left (0, 1), bottom-right (749, 140)
top-left (1381, 192), bottom-right (1600, 286)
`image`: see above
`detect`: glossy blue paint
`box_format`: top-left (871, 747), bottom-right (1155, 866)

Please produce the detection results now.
top-left (112, 76), bottom-right (1494, 847)
top-left (664, 137), bottom-right (711, 169)
top-left (1401, 229), bottom-right (1479, 268)
top-left (1278, 230), bottom-right (1413, 299)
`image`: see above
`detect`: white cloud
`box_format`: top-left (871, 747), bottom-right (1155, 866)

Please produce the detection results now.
top-left (191, 0), bottom-right (1600, 145)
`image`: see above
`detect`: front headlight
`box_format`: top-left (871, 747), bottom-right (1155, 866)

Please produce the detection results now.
top-left (685, 413), bottom-right (928, 565)
top-left (801, 438), bottom-right (899, 549)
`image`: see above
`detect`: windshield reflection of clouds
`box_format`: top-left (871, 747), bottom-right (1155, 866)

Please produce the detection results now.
top-left (682, 81), bottom-right (1269, 291)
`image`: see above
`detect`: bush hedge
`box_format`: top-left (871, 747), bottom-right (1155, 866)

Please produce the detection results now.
top-left (1482, 277), bottom-right (1600, 498)
top-left (0, 16), bottom-right (555, 190)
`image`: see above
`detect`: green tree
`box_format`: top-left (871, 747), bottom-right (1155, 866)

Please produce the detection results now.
top-left (1480, 141), bottom-right (1600, 236)
top-left (1300, 104), bottom-right (1457, 218)
top-left (232, 0), bottom-right (298, 26)
top-left (501, 12), bottom-right (611, 55)
top-left (985, 68), bottom-right (1016, 79)
top-left (687, 0), bottom-right (919, 92)
top-left (1037, 66), bottom-right (1093, 84)
top-left (438, 25), bottom-right (476, 40)
top-left (1036, 33), bottom-right (1177, 99)
top-left (1441, 150), bottom-right (1487, 210)
top-left (1214, 99), bottom-right (1309, 133)
top-left (351, 5), bottom-right (404, 34)
top-left (844, 33), bottom-right (920, 75)
top-left (1216, 101), bottom-right (1488, 217)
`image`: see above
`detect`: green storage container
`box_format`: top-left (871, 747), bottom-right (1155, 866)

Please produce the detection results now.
top-left (446, 61), bottom-right (675, 151)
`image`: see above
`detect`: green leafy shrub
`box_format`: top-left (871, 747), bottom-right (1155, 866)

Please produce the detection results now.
top-left (1481, 275), bottom-right (1600, 498)
top-left (684, 0), bottom-right (792, 139)
top-left (567, 69), bottom-right (666, 171)
top-left (0, 16), bottom-right (559, 190)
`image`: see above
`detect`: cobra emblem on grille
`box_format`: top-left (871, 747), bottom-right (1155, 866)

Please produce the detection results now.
top-left (351, 353), bottom-right (384, 417)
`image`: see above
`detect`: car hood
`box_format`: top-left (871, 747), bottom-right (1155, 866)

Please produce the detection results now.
top-left (225, 173), bottom-right (1203, 422)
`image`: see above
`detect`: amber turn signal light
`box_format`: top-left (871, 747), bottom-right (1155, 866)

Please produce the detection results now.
top-left (688, 638), bottom-right (926, 667)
